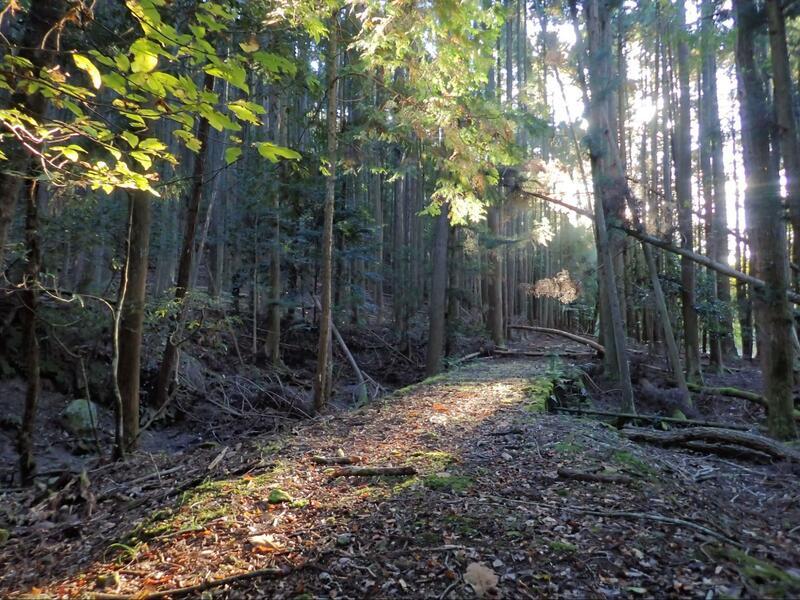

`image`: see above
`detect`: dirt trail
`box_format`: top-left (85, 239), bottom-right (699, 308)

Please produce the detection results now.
top-left (2, 356), bottom-right (800, 598)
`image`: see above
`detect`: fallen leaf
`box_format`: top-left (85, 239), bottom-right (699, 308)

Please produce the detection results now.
top-left (465, 562), bottom-right (500, 598)
top-left (248, 534), bottom-right (283, 551)
top-left (432, 402), bottom-right (448, 412)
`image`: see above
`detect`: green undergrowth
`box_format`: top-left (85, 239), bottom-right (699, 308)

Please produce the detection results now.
top-left (711, 546), bottom-right (800, 597)
top-left (108, 464), bottom-right (289, 561)
top-left (423, 473), bottom-right (474, 493)
top-left (611, 450), bottom-right (656, 478)
top-left (524, 376), bottom-right (555, 412)
top-left (406, 450), bottom-right (457, 471)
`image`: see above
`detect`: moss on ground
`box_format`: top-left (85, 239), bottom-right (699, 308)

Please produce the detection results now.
top-left (524, 377), bottom-right (555, 412)
top-left (423, 473), bottom-right (473, 493)
top-left (611, 450), bottom-right (656, 478)
top-left (713, 547), bottom-right (800, 597)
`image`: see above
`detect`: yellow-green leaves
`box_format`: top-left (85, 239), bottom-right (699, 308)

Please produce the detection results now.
top-left (227, 100), bottom-right (264, 125)
top-left (121, 131), bottom-right (139, 148)
top-left (72, 54), bottom-right (102, 89)
top-left (224, 147), bottom-right (242, 165)
top-left (256, 142), bottom-right (302, 163)
top-left (130, 38), bottom-right (159, 73)
top-left (252, 52), bottom-right (297, 77)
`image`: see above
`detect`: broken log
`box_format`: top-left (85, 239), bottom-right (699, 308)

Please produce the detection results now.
top-left (553, 406), bottom-right (750, 430)
top-left (311, 455), bottom-right (361, 465)
top-left (557, 468), bottom-right (633, 484)
top-left (329, 466), bottom-right (417, 478)
top-left (621, 426), bottom-right (800, 463)
top-left (509, 325), bottom-right (605, 355)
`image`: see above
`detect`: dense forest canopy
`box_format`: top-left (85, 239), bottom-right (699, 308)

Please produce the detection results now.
top-left (2, 0), bottom-right (800, 593)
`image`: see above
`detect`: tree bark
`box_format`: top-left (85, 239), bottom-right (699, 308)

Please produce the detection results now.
top-left (426, 203), bottom-right (450, 376)
top-left (766, 0), bottom-right (800, 298)
top-left (583, 0), bottom-right (636, 413)
top-left (153, 73), bottom-right (214, 409)
top-left (117, 190), bottom-right (151, 454)
top-left (0, 0), bottom-right (68, 271)
top-left (266, 93), bottom-right (286, 365)
top-left (701, 0), bottom-right (737, 360)
top-left (487, 206), bottom-right (504, 345)
top-left (674, 0), bottom-right (701, 382)
top-left (735, 0), bottom-right (797, 440)
top-left (17, 180), bottom-right (41, 484)
top-left (313, 14), bottom-right (339, 412)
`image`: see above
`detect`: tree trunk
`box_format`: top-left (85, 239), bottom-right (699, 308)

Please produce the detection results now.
top-left (425, 203), bottom-right (450, 376)
top-left (117, 190), bottom-right (151, 454)
top-left (487, 206), bottom-right (504, 345)
top-left (701, 0), bottom-right (737, 360)
top-left (766, 0), bottom-right (800, 300)
top-left (266, 93), bottom-right (286, 365)
top-left (313, 15), bottom-right (339, 412)
top-left (0, 1), bottom-right (67, 271)
top-left (735, 0), bottom-right (797, 440)
top-left (17, 180), bottom-right (41, 484)
top-left (674, 0), bottom-right (701, 382)
top-left (583, 0), bottom-right (636, 414)
top-left (153, 74), bottom-right (214, 409)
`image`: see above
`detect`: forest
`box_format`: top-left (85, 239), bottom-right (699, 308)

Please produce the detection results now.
top-left (1, 0), bottom-right (800, 597)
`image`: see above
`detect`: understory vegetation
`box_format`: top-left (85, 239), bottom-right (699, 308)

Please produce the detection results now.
top-left (2, 0), bottom-right (800, 597)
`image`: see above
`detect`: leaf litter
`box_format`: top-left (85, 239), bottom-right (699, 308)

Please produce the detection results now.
top-left (1, 355), bottom-right (799, 598)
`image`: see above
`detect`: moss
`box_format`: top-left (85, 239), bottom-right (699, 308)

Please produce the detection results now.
top-left (524, 377), bottom-right (555, 412)
top-left (714, 547), bottom-right (800, 597)
top-left (268, 488), bottom-right (292, 504)
top-left (406, 450), bottom-right (456, 471)
top-left (553, 440), bottom-right (582, 454)
top-left (612, 450), bottom-right (656, 477)
top-left (445, 514), bottom-right (481, 536)
top-left (423, 474), bottom-right (473, 493)
top-left (548, 540), bottom-right (578, 554)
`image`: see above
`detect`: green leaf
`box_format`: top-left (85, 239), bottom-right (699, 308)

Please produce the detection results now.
top-left (139, 138), bottom-right (167, 152)
top-left (224, 146), bottom-right (242, 165)
top-left (102, 72), bottom-right (127, 95)
top-left (252, 51), bottom-right (297, 76)
top-left (267, 488), bottom-right (292, 504)
top-left (115, 54), bottom-right (130, 72)
top-left (121, 131), bottom-right (139, 148)
top-left (130, 39), bottom-right (159, 74)
top-left (72, 54), bottom-right (102, 89)
top-left (227, 102), bottom-right (260, 124)
top-left (130, 151), bottom-right (152, 170)
top-left (256, 142), bottom-right (301, 163)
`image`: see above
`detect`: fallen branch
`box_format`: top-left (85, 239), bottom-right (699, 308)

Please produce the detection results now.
top-left (686, 383), bottom-right (765, 407)
top-left (313, 295), bottom-right (368, 403)
top-left (621, 426), bottom-right (800, 463)
top-left (329, 466), bottom-right (417, 478)
top-left (557, 468), bottom-right (634, 485)
top-left (450, 351), bottom-right (483, 365)
top-left (311, 455), bottom-right (361, 465)
top-left (509, 325), bottom-right (605, 355)
top-left (618, 226), bottom-right (800, 305)
top-left (553, 406), bottom-right (750, 431)
top-left (519, 187), bottom-right (800, 305)
top-left (493, 349), bottom-right (594, 359)
top-left (90, 566), bottom-right (289, 600)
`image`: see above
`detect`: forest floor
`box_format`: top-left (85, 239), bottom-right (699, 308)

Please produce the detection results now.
top-left (2, 340), bottom-right (800, 599)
